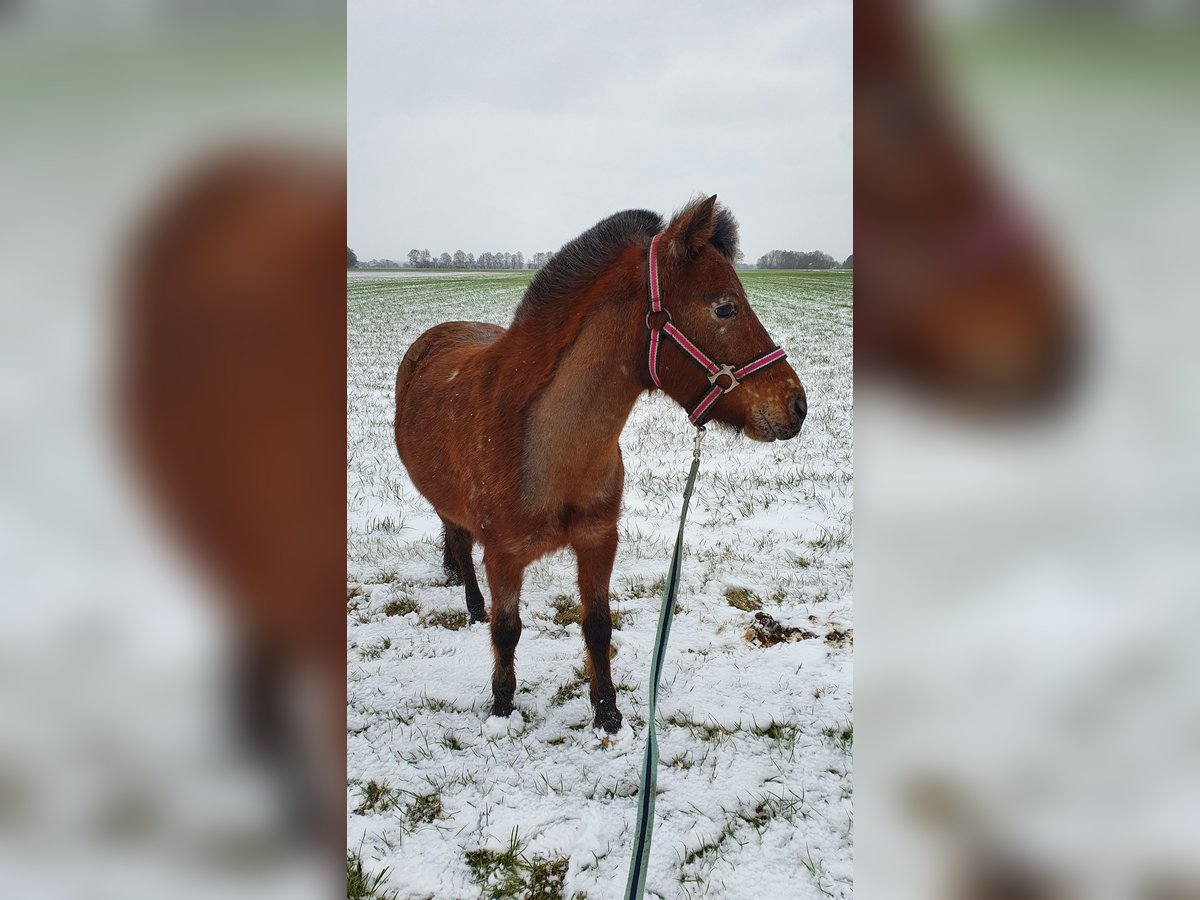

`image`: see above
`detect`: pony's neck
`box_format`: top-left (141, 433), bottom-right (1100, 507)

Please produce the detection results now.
top-left (519, 289), bottom-right (646, 508)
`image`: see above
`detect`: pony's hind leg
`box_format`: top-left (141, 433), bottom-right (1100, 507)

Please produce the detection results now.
top-left (573, 526), bottom-right (622, 733)
top-left (440, 517), bottom-right (487, 623)
top-left (482, 550), bottom-right (524, 719)
top-left (441, 523), bottom-right (464, 586)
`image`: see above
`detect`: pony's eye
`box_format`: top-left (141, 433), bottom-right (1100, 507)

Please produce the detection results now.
top-left (714, 302), bottom-right (737, 319)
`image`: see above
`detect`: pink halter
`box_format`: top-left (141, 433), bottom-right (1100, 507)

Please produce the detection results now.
top-left (645, 233), bottom-right (788, 426)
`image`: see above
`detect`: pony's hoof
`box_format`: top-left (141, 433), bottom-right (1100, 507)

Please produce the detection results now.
top-left (594, 706), bottom-right (623, 734)
top-left (491, 699), bottom-right (513, 719)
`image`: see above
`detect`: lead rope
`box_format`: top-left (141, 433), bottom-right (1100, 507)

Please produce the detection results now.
top-left (624, 424), bottom-right (706, 900)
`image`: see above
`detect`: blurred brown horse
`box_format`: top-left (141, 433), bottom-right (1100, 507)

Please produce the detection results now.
top-left (394, 196), bottom-right (807, 732)
top-left (119, 147), bottom-right (345, 845)
top-left (855, 0), bottom-right (1080, 410)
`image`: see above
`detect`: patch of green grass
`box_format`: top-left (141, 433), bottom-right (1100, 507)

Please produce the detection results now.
top-left (549, 594), bottom-right (625, 631)
top-left (807, 527), bottom-right (850, 552)
top-left (680, 821), bottom-right (740, 868)
top-left (404, 790), bottom-right (444, 826)
top-left (741, 789), bottom-right (810, 829)
top-left (347, 851), bottom-right (397, 900)
top-left (417, 692), bottom-right (465, 714)
top-left (423, 608), bottom-right (468, 630)
top-left (822, 722), bottom-right (854, 753)
top-left (665, 712), bottom-right (738, 745)
top-left (550, 594), bottom-right (579, 627)
top-left (364, 569), bottom-right (401, 585)
top-left (367, 514), bottom-right (404, 534)
top-left (353, 779), bottom-right (400, 815)
top-left (549, 666), bottom-right (588, 706)
top-left (464, 827), bottom-right (569, 899)
top-left (802, 842), bottom-right (836, 897)
top-left (359, 637), bottom-right (391, 660)
top-left (623, 573), bottom-right (667, 599)
top-left (751, 720), bottom-right (800, 743)
top-left (384, 595), bottom-right (419, 617)
top-left (347, 585), bottom-right (372, 624)
top-left (666, 752), bottom-right (698, 771)
top-left (724, 587), bottom-right (762, 612)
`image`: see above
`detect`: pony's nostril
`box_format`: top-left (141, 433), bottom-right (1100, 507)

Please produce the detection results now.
top-left (792, 393), bottom-right (808, 425)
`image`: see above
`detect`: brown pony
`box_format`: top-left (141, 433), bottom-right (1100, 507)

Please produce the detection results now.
top-left (394, 196), bottom-right (807, 732)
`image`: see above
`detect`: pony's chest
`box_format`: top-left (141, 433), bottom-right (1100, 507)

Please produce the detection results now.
top-left (520, 439), bottom-right (623, 512)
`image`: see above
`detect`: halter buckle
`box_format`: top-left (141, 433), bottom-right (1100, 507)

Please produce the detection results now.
top-left (708, 363), bottom-right (740, 392)
top-left (645, 308), bottom-right (672, 331)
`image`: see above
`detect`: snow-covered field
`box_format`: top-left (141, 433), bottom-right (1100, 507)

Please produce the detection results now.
top-left (347, 269), bottom-right (853, 899)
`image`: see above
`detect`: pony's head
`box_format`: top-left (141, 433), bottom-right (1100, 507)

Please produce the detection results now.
top-left (651, 196), bottom-right (807, 442)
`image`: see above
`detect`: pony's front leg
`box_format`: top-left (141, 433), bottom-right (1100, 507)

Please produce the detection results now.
top-left (573, 527), bottom-right (622, 733)
top-left (482, 550), bottom-right (524, 719)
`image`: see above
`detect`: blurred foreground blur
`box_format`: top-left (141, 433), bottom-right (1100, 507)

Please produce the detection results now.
top-left (856, 0), bottom-right (1080, 411)
top-left (0, 4), bottom-right (343, 898)
top-left (857, 2), bottom-right (1200, 898)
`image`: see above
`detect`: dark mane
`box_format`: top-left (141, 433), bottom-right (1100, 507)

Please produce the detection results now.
top-left (513, 209), bottom-right (663, 325)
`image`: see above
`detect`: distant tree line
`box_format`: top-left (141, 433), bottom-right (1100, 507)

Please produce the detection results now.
top-left (348, 244), bottom-right (851, 272)
top-left (756, 249), bottom-right (852, 270)
top-left (347, 246), bottom-right (556, 270)
top-left (405, 249), bottom-right (557, 270)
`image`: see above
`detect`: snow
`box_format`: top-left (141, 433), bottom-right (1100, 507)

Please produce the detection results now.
top-left (347, 270), bottom-right (853, 898)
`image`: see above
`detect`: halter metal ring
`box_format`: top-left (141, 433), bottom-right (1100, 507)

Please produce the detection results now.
top-left (709, 363), bottom-right (739, 391)
top-left (645, 308), bottom-right (672, 330)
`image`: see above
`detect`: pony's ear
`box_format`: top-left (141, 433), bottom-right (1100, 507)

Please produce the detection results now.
top-left (664, 195), bottom-right (718, 259)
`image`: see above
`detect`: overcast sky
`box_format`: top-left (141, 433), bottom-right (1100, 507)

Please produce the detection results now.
top-left (348, 1), bottom-right (850, 263)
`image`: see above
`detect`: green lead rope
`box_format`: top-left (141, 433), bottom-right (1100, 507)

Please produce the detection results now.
top-left (624, 425), bottom-right (706, 900)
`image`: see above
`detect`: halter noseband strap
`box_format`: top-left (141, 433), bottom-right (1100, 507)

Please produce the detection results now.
top-left (646, 232), bottom-right (787, 426)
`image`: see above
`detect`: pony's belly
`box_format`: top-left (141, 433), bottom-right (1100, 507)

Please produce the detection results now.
top-left (396, 429), bottom-right (495, 534)
top-left (394, 324), bottom-right (502, 530)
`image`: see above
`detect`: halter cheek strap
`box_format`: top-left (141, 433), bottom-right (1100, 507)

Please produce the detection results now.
top-left (645, 233), bottom-right (788, 426)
